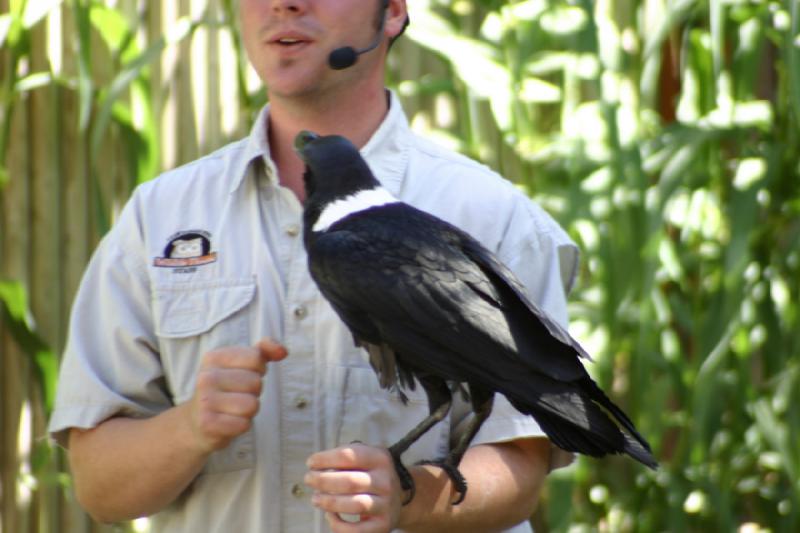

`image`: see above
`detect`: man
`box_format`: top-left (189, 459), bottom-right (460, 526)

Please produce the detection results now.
top-left (48, 1), bottom-right (577, 531)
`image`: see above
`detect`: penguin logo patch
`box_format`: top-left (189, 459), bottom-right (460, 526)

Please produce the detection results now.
top-left (154, 230), bottom-right (217, 271)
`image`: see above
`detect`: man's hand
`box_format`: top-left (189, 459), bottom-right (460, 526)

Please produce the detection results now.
top-left (188, 338), bottom-right (287, 453)
top-left (305, 443), bottom-right (406, 532)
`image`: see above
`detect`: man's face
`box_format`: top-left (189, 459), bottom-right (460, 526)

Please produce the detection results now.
top-left (240, 0), bottom-right (384, 98)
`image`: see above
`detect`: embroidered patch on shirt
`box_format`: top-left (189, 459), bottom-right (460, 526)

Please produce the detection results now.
top-left (154, 230), bottom-right (217, 269)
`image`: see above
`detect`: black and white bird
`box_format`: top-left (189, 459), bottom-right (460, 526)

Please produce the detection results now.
top-left (294, 131), bottom-right (657, 505)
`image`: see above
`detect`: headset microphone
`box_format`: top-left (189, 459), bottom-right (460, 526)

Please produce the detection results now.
top-left (328, 1), bottom-right (389, 70)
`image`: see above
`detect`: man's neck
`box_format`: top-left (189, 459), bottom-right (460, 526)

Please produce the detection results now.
top-left (267, 82), bottom-right (389, 203)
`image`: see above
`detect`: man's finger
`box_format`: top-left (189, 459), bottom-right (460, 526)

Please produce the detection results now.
top-left (200, 391), bottom-right (261, 418)
top-left (256, 338), bottom-right (288, 363)
top-left (313, 492), bottom-right (381, 515)
top-left (305, 470), bottom-right (375, 495)
top-left (201, 347), bottom-right (267, 374)
top-left (306, 443), bottom-right (384, 471)
top-left (197, 368), bottom-right (264, 394)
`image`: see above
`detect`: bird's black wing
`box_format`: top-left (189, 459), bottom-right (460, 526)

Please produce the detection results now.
top-left (307, 205), bottom-right (586, 386)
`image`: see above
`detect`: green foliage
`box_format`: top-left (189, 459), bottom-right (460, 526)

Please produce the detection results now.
top-left (404, 0), bottom-right (800, 530)
top-left (0, 280), bottom-right (57, 413)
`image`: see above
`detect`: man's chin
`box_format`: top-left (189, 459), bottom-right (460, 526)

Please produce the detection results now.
top-left (267, 77), bottom-right (352, 105)
top-left (264, 67), bottom-right (327, 99)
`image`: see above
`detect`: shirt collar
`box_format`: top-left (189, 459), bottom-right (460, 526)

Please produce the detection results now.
top-left (228, 104), bottom-right (276, 194)
top-left (360, 90), bottom-right (411, 197)
top-left (228, 90), bottom-right (411, 196)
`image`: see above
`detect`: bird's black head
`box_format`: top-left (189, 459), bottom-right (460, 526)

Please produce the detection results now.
top-left (294, 131), bottom-right (381, 205)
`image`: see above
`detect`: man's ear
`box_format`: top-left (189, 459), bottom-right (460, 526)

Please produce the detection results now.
top-left (385, 0), bottom-right (409, 42)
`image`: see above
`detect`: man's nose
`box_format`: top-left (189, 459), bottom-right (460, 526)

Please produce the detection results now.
top-left (270, 0), bottom-right (308, 15)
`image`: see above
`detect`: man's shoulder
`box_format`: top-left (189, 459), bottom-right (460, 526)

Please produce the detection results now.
top-left (407, 132), bottom-right (500, 180)
top-left (403, 131), bottom-right (523, 210)
top-left (400, 131), bottom-right (574, 256)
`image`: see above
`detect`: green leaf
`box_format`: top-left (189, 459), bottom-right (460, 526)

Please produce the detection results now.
top-left (0, 280), bottom-right (56, 414)
top-left (642, 0), bottom-right (697, 59)
top-left (90, 16), bottom-right (196, 161)
top-left (35, 350), bottom-right (59, 414)
top-left (0, 14), bottom-right (13, 48)
top-left (89, 4), bottom-right (134, 56)
top-left (539, 6), bottom-right (589, 36)
top-left (71, 0), bottom-right (94, 131)
top-left (733, 157), bottom-right (767, 190)
top-left (787, 0), bottom-right (800, 126)
top-left (406, 7), bottom-right (513, 130)
top-left (2, 4), bottom-right (26, 52)
top-left (22, 0), bottom-right (64, 29)
top-left (750, 399), bottom-right (798, 483)
top-left (504, 0), bottom-right (548, 22)
top-left (519, 77), bottom-right (562, 103)
top-left (709, 0), bottom-right (724, 78)
top-left (0, 279), bottom-right (29, 321)
top-left (14, 71), bottom-right (53, 92)
top-left (9, 0), bottom-right (25, 18)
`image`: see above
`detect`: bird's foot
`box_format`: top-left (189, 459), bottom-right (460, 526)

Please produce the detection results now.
top-left (416, 459), bottom-right (468, 505)
top-left (388, 447), bottom-right (415, 506)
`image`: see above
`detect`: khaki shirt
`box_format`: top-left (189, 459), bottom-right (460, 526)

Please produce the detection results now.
top-left (49, 92), bottom-right (579, 532)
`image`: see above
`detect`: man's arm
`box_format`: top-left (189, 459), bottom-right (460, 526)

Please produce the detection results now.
top-left (68, 339), bottom-right (287, 523)
top-left (305, 437), bottom-right (550, 532)
top-left (69, 403), bottom-right (209, 523)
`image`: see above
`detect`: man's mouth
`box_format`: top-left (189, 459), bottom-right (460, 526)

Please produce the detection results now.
top-left (276, 38), bottom-right (305, 46)
top-left (270, 31), bottom-right (313, 50)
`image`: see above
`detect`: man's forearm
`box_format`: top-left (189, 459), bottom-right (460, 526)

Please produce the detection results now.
top-left (68, 402), bottom-right (210, 523)
top-left (67, 340), bottom-right (283, 523)
top-left (398, 438), bottom-right (550, 533)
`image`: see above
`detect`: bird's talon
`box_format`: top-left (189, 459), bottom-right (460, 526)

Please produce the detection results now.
top-left (415, 459), bottom-right (467, 505)
top-left (389, 449), bottom-right (416, 506)
top-left (451, 486), bottom-right (466, 505)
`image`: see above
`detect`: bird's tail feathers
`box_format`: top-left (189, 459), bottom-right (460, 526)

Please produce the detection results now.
top-left (529, 407), bottom-right (616, 458)
top-left (581, 377), bottom-right (654, 457)
top-left (505, 380), bottom-right (658, 470)
top-left (622, 432), bottom-right (659, 470)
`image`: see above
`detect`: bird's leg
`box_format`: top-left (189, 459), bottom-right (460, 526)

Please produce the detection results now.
top-left (417, 385), bottom-right (494, 505)
top-left (387, 376), bottom-right (452, 506)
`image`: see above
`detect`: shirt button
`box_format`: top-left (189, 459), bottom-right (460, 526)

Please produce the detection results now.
top-left (294, 396), bottom-right (308, 409)
top-left (293, 305), bottom-right (308, 319)
top-left (286, 224), bottom-right (300, 237)
top-left (291, 483), bottom-right (306, 498)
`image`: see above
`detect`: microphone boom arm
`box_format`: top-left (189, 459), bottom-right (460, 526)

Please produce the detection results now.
top-left (328, 1), bottom-right (389, 70)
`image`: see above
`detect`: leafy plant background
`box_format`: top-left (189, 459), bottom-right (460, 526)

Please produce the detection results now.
top-left (2, 0), bottom-right (799, 532)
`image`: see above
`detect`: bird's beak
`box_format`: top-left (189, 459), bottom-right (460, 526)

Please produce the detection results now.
top-left (294, 130), bottom-right (320, 159)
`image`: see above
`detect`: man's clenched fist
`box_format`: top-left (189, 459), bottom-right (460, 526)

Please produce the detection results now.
top-left (188, 338), bottom-right (287, 453)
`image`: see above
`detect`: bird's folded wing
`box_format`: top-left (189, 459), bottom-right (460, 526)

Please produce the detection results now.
top-left (459, 236), bottom-right (592, 361)
top-left (308, 226), bottom-right (584, 384)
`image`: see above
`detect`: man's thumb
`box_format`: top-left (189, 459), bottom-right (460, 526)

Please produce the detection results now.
top-left (256, 338), bottom-right (289, 363)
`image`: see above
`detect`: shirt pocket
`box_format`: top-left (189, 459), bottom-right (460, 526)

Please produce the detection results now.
top-left (335, 366), bottom-right (450, 464)
top-left (153, 277), bottom-right (257, 475)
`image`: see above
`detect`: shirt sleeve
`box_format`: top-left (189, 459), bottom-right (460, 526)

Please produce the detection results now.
top-left (449, 191), bottom-right (579, 467)
top-left (47, 192), bottom-right (171, 448)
